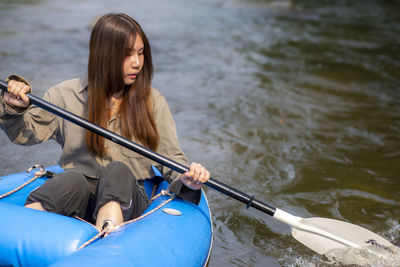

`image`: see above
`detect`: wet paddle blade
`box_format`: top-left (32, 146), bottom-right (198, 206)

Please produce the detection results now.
top-left (273, 209), bottom-right (396, 259)
top-left (292, 217), bottom-right (394, 254)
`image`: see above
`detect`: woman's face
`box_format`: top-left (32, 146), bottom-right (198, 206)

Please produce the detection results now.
top-left (122, 34), bottom-right (144, 85)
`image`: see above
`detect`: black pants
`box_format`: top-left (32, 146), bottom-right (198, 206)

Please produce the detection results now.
top-left (25, 161), bottom-right (149, 223)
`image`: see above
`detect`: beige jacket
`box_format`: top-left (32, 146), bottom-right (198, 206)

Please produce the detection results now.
top-left (0, 76), bottom-right (200, 203)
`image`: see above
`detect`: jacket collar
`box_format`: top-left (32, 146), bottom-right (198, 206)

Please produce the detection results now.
top-left (77, 76), bottom-right (88, 94)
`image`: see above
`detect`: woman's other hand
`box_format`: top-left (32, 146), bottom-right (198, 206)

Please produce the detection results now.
top-left (180, 162), bottom-right (210, 190)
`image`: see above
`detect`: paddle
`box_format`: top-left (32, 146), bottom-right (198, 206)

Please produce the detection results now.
top-left (0, 79), bottom-right (396, 261)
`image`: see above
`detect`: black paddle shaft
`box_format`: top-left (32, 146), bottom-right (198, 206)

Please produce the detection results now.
top-left (0, 79), bottom-right (276, 216)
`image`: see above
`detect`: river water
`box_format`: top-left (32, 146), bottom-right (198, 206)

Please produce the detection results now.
top-left (0, 0), bottom-right (399, 266)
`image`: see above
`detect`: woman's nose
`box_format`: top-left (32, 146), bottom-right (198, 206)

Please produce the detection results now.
top-left (130, 54), bottom-right (140, 67)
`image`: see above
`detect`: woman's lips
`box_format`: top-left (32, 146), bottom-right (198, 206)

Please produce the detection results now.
top-left (128, 74), bottom-right (137, 79)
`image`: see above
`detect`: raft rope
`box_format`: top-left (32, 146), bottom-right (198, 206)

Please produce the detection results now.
top-left (77, 189), bottom-right (175, 250)
top-left (0, 164), bottom-right (53, 200)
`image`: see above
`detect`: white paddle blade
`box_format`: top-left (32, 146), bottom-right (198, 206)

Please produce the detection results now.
top-left (292, 217), bottom-right (393, 253)
top-left (273, 209), bottom-right (396, 259)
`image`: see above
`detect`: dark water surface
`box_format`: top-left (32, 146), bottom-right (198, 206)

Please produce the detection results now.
top-left (1, 0), bottom-right (399, 266)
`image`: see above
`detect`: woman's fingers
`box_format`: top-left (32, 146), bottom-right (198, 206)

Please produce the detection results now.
top-left (189, 162), bottom-right (210, 184)
top-left (201, 169), bottom-right (210, 183)
top-left (180, 162), bottom-right (210, 190)
top-left (190, 162), bottom-right (201, 184)
top-left (5, 80), bottom-right (30, 107)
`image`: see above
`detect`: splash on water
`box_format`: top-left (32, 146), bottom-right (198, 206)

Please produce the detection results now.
top-left (325, 245), bottom-right (400, 266)
top-left (386, 219), bottom-right (400, 244)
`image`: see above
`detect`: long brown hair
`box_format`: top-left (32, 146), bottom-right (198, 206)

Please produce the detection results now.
top-left (86, 13), bottom-right (159, 157)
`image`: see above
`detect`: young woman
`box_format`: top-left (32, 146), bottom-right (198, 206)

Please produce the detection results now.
top-left (0, 13), bottom-right (210, 232)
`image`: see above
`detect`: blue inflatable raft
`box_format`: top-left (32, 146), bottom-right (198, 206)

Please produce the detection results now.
top-left (0, 165), bottom-right (213, 266)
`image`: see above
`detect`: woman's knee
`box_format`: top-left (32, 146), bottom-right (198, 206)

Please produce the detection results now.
top-left (102, 161), bottom-right (135, 183)
top-left (63, 171), bottom-right (90, 194)
top-left (105, 161), bottom-right (131, 174)
top-left (96, 162), bottom-right (135, 205)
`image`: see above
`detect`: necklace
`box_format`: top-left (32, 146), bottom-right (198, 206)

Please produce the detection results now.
top-left (108, 97), bottom-right (122, 110)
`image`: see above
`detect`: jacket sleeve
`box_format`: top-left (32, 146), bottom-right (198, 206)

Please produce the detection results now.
top-left (0, 75), bottom-right (61, 146)
top-left (152, 90), bottom-right (201, 205)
